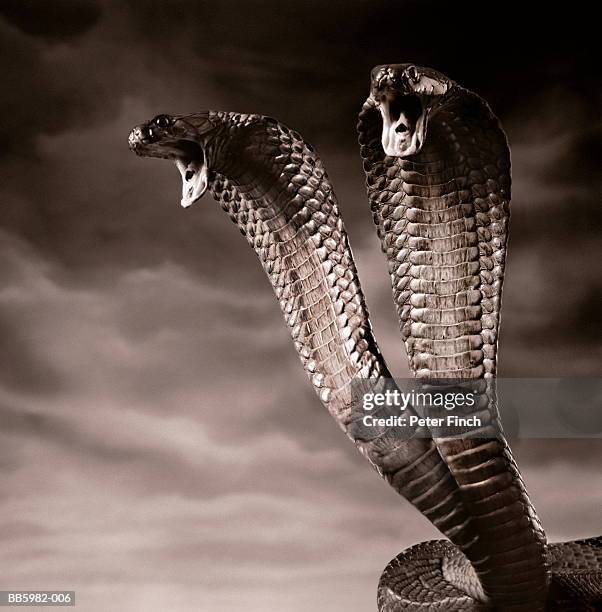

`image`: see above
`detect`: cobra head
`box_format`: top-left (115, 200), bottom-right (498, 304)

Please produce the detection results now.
top-left (370, 64), bottom-right (452, 157)
top-left (128, 113), bottom-right (215, 208)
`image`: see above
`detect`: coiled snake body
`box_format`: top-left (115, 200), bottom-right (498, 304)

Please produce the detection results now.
top-left (128, 65), bottom-right (601, 610)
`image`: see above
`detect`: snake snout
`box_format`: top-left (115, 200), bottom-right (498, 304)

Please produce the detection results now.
top-left (371, 63), bottom-right (419, 97)
top-left (128, 124), bottom-right (152, 152)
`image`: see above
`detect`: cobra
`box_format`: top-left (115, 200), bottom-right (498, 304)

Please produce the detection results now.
top-left (128, 65), bottom-right (601, 610)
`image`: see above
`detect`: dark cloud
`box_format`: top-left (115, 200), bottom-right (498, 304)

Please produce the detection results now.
top-left (0, 315), bottom-right (61, 393)
top-left (0, 19), bottom-right (118, 156)
top-left (0, 0), bottom-right (101, 40)
top-left (0, 404), bottom-right (141, 464)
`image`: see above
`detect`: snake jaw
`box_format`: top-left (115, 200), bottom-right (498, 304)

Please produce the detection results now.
top-left (175, 156), bottom-right (208, 208)
top-left (378, 93), bottom-right (428, 157)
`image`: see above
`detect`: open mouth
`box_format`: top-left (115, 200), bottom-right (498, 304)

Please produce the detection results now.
top-left (171, 140), bottom-right (208, 208)
top-left (129, 129), bottom-right (208, 209)
top-left (378, 93), bottom-right (427, 157)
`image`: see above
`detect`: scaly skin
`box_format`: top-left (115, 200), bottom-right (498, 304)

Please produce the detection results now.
top-left (129, 101), bottom-right (601, 610)
top-left (378, 538), bottom-right (602, 611)
top-left (128, 110), bottom-right (483, 572)
top-left (358, 64), bottom-right (550, 610)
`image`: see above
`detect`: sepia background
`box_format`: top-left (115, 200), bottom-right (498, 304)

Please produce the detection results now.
top-left (0, 1), bottom-right (600, 610)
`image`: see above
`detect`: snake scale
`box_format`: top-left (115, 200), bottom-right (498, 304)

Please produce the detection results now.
top-left (128, 64), bottom-right (601, 610)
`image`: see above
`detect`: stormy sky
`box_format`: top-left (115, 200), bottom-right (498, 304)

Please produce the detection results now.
top-left (0, 1), bottom-right (600, 611)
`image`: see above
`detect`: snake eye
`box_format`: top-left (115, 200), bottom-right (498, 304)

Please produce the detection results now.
top-left (153, 114), bottom-right (173, 129)
top-left (405, 65), bottom-right (419, 83)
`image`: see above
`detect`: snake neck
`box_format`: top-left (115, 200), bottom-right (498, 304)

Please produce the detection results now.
top-left (203, 114), bottom-right (492, 565)
top-left (360, 88), bottom-right (510, 380)
top-left (359, 84), bottom-right (550, 608)
top-left (207, 113), bottom-right (388, 424)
